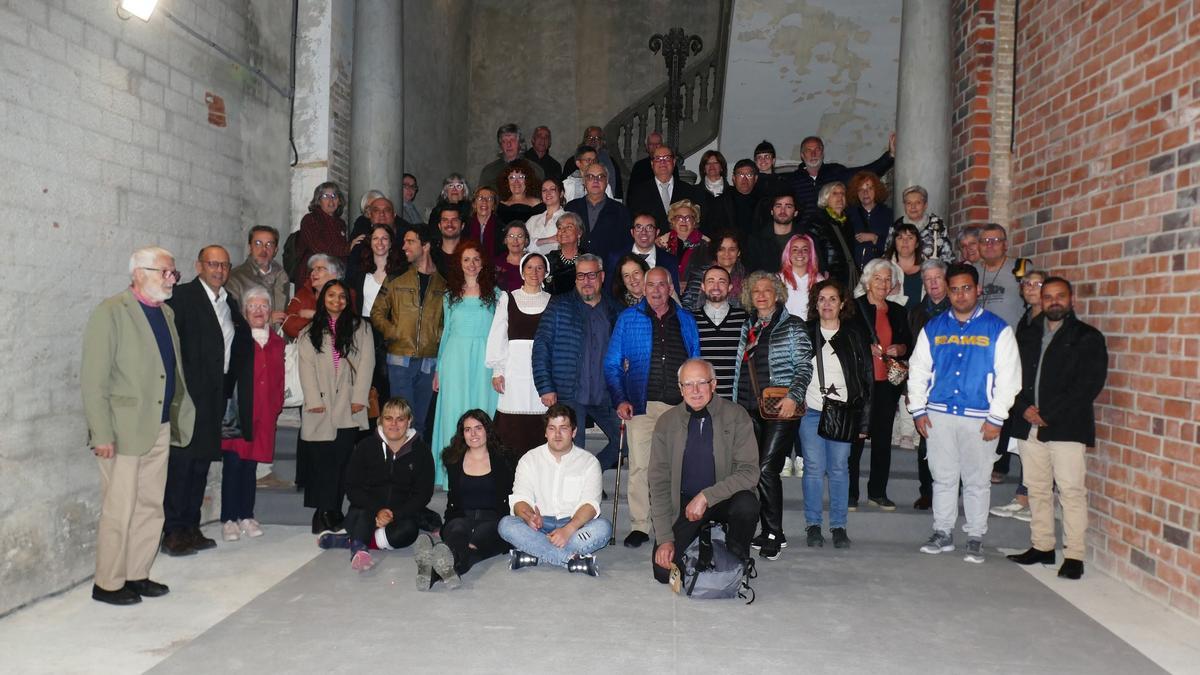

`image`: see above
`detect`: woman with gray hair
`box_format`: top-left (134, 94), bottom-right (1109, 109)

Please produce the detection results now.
top-left (891, 185), bottom-right (953, 262)
top-left (544, 213), bottom-right (587, 295)
top-left (220, 285), bottom-right (286, 541)
top-left (426, 173), bottom-right (472, 231)
top-left (293, 181), bottom-right (362, 283)
top-left (808, 181), bottom-right (857, 290)
top-left (731, 270), bottom-right (814, 561)
top-left (847, 257), bottom-right (913, 512)
top-left (956, 225), bottom-right (982, 264)
top-left (283, 253), bottom-right (346, 339)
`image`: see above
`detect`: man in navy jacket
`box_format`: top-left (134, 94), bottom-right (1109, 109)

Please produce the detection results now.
top-left (565, 163), bottom-right (632, 265)
top-left (531, 255), bottom-right (624, 471)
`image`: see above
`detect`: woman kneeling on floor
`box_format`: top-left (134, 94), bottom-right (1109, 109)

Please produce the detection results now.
top-left (414, 409), bottom-right (516, 591)
top-left (318, 397), bottom-right (441, 572)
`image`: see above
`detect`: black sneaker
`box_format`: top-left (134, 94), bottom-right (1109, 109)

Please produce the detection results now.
top-left (567, 555), bottom-right (599, 577)
top-left (831, 528), bottom-right (851, 549)
top-left (509, 549), bottom-right (538, 571)
top-left (758, 533), bottom-right (783, 560)
top-left (751, 532), bottom-right (788, 550)
top-left (623, 530), bottom-right (650, 548)
top-left (805, 525), bottom-right (824, 547)
top-left (1006, 547), bottom-right (1055, 566)
top-left (867, 496), bottom-right (897, 511)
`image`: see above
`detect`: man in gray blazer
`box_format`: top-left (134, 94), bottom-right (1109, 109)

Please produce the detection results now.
top-left (82, 246), bottom-right (196, 605)
top-left (649, 358), bottom-right (759, 584)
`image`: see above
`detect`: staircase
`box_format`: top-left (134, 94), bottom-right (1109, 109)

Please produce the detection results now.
top-left (603, 0), bottom-right (733, 180)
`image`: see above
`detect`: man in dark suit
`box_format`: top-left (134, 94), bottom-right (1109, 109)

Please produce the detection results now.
top-left (604, 212), bottom-right (680, 293)
top-left (565, 162), bottom-right (632, 265)
top-left (162, 245), bottom-right (248, 556)
top-left (627, 131), bottom-right (679, 192)
top-left (624, 145), bottom-right (700, 234)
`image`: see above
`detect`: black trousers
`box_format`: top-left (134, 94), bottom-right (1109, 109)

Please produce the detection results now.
top-left (220, 451), bottom-right (257, 522)
top-left (917, 436), bottom-right (933, 499)
top-left (653, 490), bottom-right (759, 584)
top-left (303, 427), bottom-right (357, 512)
top-left (342, 507), bottom-right (414, 549)
top-left (752, 412), bottom-right (800, 537)
top-left (849, 379), bottom-right (902, 502)
top-left (164, 454), bottom-right (211, 534)
top-left (442, 510), bottom-right (509, 575)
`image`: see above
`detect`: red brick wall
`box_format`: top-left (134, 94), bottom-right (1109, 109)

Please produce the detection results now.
top-left (949, 0), bottom-right (997, 229)
top-left (953, 0), bottom-right (1199, 618)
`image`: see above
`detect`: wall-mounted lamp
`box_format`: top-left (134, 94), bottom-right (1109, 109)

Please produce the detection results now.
top-left (116, 0), bottom-right (158, 22)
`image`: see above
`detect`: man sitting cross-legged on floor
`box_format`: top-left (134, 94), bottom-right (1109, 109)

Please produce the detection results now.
top-left (650, 358), bottom-right (760, 584)
top-left (498, 403), bottom-right (612, 576)
top-left (319, 397), bottom-right (441, 572)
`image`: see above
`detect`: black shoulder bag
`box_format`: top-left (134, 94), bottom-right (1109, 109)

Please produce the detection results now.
top-left (815, 329), bottom-right (863, 442)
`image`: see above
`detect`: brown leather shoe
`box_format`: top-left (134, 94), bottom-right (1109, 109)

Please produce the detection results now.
top-left (188, 526), bottom-right (217, 551)
top-left (913, 495), bottom-right (932, 510)
top-left (160, 530), bottom-right (196, 556)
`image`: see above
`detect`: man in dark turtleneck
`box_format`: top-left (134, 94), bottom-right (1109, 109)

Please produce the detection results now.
top-left (647, 358), bottom-right (759, 584)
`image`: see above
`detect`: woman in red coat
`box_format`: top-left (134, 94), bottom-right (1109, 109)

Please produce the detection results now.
top-left (221, 285), bottom-right (286, 541)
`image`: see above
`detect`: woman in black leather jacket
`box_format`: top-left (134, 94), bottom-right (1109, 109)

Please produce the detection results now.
top-left (800, 279), bottom-right (873, 549)
top-left (807, 181), bottom-right (858, 290)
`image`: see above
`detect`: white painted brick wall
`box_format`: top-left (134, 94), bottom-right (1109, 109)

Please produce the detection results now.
top-left (0, 0), bottom-right (291, 614)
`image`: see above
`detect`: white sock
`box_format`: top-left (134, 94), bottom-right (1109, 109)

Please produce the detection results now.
top-left (374, 527), bottom-right (393, 550)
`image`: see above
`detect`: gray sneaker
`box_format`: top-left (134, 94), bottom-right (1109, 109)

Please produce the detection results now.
top-left (963, 539), bottom-right (985, 564)
top-left (920, 530), bottom-right (954, 554)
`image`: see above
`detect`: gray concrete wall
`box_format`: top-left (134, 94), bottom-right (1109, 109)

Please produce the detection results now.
top-left (463, 0), bottom-right (723, 184)
top-left (0, 0), bottom-right (290, 615)
top-left (402, 0), bottom-right (473, 217)
top-left (720, 0), bottom-right (900, 166)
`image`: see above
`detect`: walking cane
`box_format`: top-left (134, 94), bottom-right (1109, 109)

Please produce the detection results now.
top-left (608, 422), bottom-right (625, 545)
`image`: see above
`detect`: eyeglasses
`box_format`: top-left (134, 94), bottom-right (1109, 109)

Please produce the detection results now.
top-left (200, 260), bottom-right (231, 271)
top-left (318, 193), bottom-right (338, 200)
top-left (1021, 280), bottom-right (1044, 288)
top-left (651, 156), bottom-right (674, 163)
top-left (506, 232), bottom-right (528, 240)
top-left (584, 134), bottom-right (602, 142)
top-left (633, 223), bottom-right (657, 232)
top-left (672, 214), bottom-right (696, 223)
top-left (575, 271), bottom-right (600, 281)
top-left (733, 173), bottom-right (755, 180)
top-left (141, 267), bottom-right (181, 282)
top-left (251, 239), bottom-right (277, 249)
top-left (584, 174), bottom-right (607, 182)
top-left (981, 237), bottom-right (1006, 245)
top-left (507, 173), bottom-right (527, 181)
top-left (445, 182), bottom-right (465, 190)
top-left (474, 195), bottom-right (495, 202)
top-left (678, 379), bottom-right (714, 391)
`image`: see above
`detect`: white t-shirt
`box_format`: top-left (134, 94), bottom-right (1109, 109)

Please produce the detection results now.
top-left (806, 326), bottom-right (848, 410)
top-left (781, 273), bottom-right (810, 321)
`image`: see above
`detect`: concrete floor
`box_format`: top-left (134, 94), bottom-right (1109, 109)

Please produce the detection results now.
top-left (2, 429), bottom-right (1197, 674)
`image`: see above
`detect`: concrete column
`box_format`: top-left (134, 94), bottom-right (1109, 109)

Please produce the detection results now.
top-left (895, 0), bottom-right (952, 219)
top-left (350, 0), bottom-right (403, 221)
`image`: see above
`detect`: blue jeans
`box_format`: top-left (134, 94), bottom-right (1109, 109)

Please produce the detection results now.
top-left (566, 400), bottom-right (622, 470)
top-left (497, 515), bottom-right (612, 567)
top-left (799, 408), bottom-right (852, 528)
top-left (387, 358), bottom-right (436, 436)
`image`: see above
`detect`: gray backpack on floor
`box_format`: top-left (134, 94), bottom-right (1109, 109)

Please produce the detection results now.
top-left (674, 524), bottom-right (756, 603)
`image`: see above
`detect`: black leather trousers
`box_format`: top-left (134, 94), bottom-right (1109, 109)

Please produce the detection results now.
top-left (752, 411), bottom-right (801, 537)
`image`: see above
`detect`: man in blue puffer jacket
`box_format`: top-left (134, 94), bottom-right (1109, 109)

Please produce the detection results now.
top-left (908, 264), bottom-right (1021, 564)
top-left (604, 267), bottom-right (700, 548)
top-left (531, 254), bottom-right (624, 471)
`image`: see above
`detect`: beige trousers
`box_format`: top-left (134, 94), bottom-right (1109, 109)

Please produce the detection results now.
top-left (94, 423), bottom-right (170, 591)
top-left (1019, 427), bottom-right (1087, 560)
top-left (623, 401), bottom-right (673, 534)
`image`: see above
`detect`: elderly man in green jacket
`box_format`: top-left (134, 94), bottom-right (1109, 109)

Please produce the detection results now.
top-left (649, 358), bottom-right (759, 584)
top-left (81, 246), bottom-right (196, 606)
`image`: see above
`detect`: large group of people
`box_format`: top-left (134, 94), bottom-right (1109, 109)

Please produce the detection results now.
top-left (81, 122), bottom-right (1108, 606)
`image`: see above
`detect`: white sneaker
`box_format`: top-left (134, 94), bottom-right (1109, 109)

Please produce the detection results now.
top-left (782, 457), bottom-right (795, 477)
top-left (222, 521), bottom-right (241, 542)
top-left (989, 499), bottom-right (1024, 518)
top-left (793, 459), bottom-right (804, 478)
top-left (1013, 506), bottom-right (1032, 522)
top-left (239, 518), bottom-right (264, 538)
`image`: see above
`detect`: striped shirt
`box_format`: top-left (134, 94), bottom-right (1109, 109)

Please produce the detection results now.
top-left (692, 304), bottom-right (749, 400)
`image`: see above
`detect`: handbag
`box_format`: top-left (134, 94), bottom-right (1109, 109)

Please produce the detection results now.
top-left (885, 357), bottom-right (908, 386)
top-left (815, 330), bottom-right (864, 442)
top-left (747, 346), bottom-right (801, 420)
top-left (669, 524), bottom-right (756, 604)
top-left (282, 331), bottom-right (304, 408)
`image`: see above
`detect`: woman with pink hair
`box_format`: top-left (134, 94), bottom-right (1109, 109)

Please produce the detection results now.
top-left (778, 234), bottom-right (825, 323)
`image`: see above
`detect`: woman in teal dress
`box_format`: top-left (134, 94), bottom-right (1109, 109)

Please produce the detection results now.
top-left (431, 239), bottom-right (500, 488)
